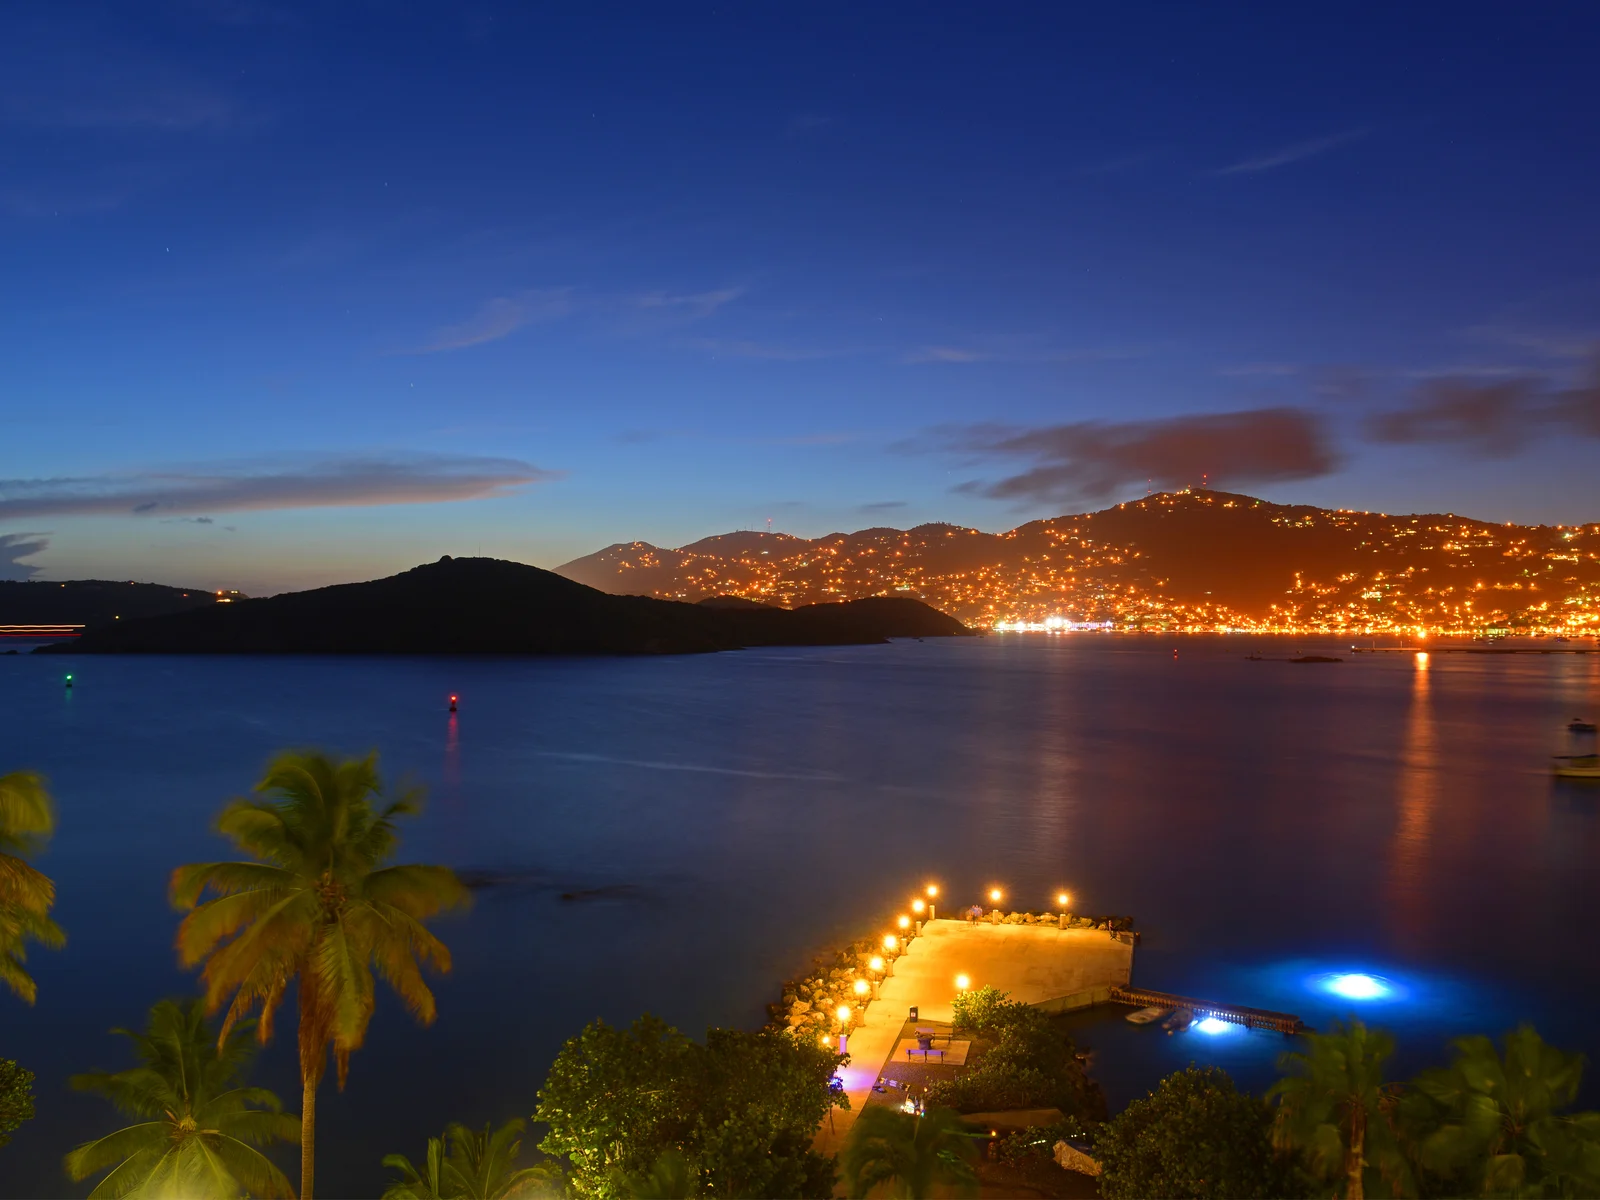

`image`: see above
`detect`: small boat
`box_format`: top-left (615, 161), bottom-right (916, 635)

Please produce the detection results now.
top-left (1125, 1005), bottom-right (1170, 1025)
top-left (1163, 1008), bottom-right (1194, 1034)
top-left (1569, 718), bottom-right (1598, 733)
top-left (1553, 755), bottom-right (1600, 779)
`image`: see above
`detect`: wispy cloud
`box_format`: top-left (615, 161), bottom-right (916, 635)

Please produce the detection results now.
top-left (410, 290), bottom-right (574, 353)
top-left (1211, 130), bottom-right (1365, 176)
top-left (678, 337), bottom-right (842, 361)
top-left (1367, 359), bottom-right (1600, 451)
top-left (926, 408), bottom-right (1338, 505)
top-left (0, 455), bottom-right (559, 520)
top-left (0, 533), bottom-right (48, 581)
top-left (631, 288), bottom-right (743, 320)
top-left (857, 500), bottom-right (908, 513)
top-left (408, 285), bottom-right (743, 353)
top-left (1462, 324), bottom-right (1598, 360)
top-left (904, 344), bottom-right (1147, 366)
top-left (1219, 362), bottom-right (1299, 378)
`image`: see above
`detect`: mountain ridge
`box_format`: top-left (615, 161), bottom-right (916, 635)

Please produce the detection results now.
top-left (555, 490), bottom-right (1600, 633)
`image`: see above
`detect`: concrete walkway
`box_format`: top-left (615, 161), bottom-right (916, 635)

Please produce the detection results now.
top-left (815, 918), bottom-right (1133, 1156)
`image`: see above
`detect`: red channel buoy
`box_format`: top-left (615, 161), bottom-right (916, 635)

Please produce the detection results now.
top-left (449, 694), bottom-right (458, 713)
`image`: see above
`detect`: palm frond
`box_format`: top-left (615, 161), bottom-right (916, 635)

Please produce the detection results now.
top-left (64, 1122), bottom-right (172, 1181)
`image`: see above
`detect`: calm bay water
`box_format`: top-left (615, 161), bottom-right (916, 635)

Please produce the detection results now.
top-left (2, 635), bottom-right (1599, 1196)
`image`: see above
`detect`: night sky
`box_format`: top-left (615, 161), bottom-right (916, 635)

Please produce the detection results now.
top-left (4, 2), bottom-right (1599, 593)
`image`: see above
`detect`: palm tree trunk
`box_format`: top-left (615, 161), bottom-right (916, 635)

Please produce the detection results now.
top-left (301, 1073), bottom-right (317, 1200)
top-left (1345, 1106), bottom-right (1365, 1200)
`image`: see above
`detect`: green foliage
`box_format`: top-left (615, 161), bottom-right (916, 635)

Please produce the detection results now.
top-left (535, 1015), bottom-right (843, 1199)
top-left (0, 1058), bottom-right (35, 1149)
top-left (1270, 1019), bottom-right (1411, 1200)
top-left (1399, 1025), bottom-right (1600, 1198)
top-left (1095, 1065), bottom-right (1306, 1200)
top-left (950, 985), bottom-right (1013, 1033)
top-left (616, 1149), bottom-right (694, 1199)
top-left (0, 770), bottom-right (66, 1004)
top-left (840, 1105), bottom-right (978, 1199)
top-left (991, 1118), bottom-right (1093, 1167)
top-left (63, 998), bottom-right (299, 1199)
top-left (170, 749), bottom-right (470, 1198)
top-left (383, 1118), bottom-right (562, 1199)
top-left (926, 1002), bottom-right (1105, 1120)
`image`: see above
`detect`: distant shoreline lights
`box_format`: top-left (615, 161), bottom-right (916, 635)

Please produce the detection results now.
top-left (993, 617), bottom-right (1115, 633)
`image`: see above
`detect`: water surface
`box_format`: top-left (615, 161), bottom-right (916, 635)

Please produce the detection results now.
top-left (2, 636), bottom-right (1598, 1195)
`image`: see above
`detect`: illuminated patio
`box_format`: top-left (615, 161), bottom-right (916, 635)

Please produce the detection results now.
top-left (815, 919), bottom-right (1133, 1155)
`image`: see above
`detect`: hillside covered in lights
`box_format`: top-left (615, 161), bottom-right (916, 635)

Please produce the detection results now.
top-left (556, 490), bottom-right (1600, 635)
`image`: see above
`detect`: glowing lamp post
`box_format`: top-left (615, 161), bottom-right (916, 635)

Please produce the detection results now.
top-left (897, 914), bottom-right (912, 942)
top-left (988, 887), bottom-right (1003, 919)
top-left (955, 973), bottom-right (971, 993)
top-left (868, 955), bottom-right (885, 998)
top-left (1056, 890), bottom-right (1072, 929)
top-left (911, 897), bottom-right (926, 931)
top-left (835, 1004), bottom-right (853, 1055)
top-left (925, 883), bottom-right (939, 921)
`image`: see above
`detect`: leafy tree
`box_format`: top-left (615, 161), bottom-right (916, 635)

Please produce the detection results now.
top-left (170, 750), bottom-right (470, 1200)
top-left (926, 1000), bottom-right (1104, 1120)
top-left (1095, 1065), bottom-right (1306, 1200)
top-left (838, 1105), bottom-right (978, 1199)
top-left (1270, 1019), bottom-right (1412, 1200)
top-left (1401, 1025), bottom-right (1600, 1198)
top-left (536, 1015), bottom-right (843, 1199)
top-left (616, 1149), bottom-right (694, 1199)
top-left (0, 770), bottom-right (66, 1003)
top-left (0, 1058), bottom-right (34, 1149)
top-left (63, 997), bottom-right (299, 1199)
top-left (383, 1118), bottom-right (560, 1200)
top-left (950, 984), bottom-right (1013, 1033)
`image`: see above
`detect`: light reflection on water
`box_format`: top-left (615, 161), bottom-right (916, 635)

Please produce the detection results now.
top-left (0, 635), bottom-right (1596, 1193)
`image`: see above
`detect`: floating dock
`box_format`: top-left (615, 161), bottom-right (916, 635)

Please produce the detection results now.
top-left (1110, 985), bottom-right (1306, 1034)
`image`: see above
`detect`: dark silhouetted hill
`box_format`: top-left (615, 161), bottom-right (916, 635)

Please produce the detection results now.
top-left (0, 580), bottom-right (239, 628)
top-left (41, 557), bottom-right (967, 655)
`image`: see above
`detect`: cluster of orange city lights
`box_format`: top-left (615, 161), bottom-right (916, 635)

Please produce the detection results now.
top-left (821, 880), bottom-right (1075, 1048)
top-left (583, 490), bottom-right (1600, 636)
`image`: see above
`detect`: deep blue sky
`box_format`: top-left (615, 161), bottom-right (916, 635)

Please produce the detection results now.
top-left (4, 1), bottom-right (1600, 592)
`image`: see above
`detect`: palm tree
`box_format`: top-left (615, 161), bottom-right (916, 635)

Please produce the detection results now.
top-left (64, 997), bottom-right (298, 1199)
top-left (840, 1105), bottom-right (978, 1199)
top-left (382, 1134), bottom-right (452, 1200)
top-left (170, 750), bottom-right (470, 1200)
top-left (1405, 1025), bottom-right (1600, 1197)
top-left (1269, 1019), bottom-right (1411, 1200)
top-left (0, 770), bottom-right (66, 1003)
top-left (383, 1119), bottom-right (558, 1200)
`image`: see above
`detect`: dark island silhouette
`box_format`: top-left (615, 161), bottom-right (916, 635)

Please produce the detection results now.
top-left (0, 579), bottom-right (241, 627)
top-left (38, 556), bottom-right (968, 655)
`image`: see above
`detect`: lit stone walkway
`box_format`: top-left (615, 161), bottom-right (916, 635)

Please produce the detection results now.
top-left (814, 918), bottom-right (1134, 1157)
